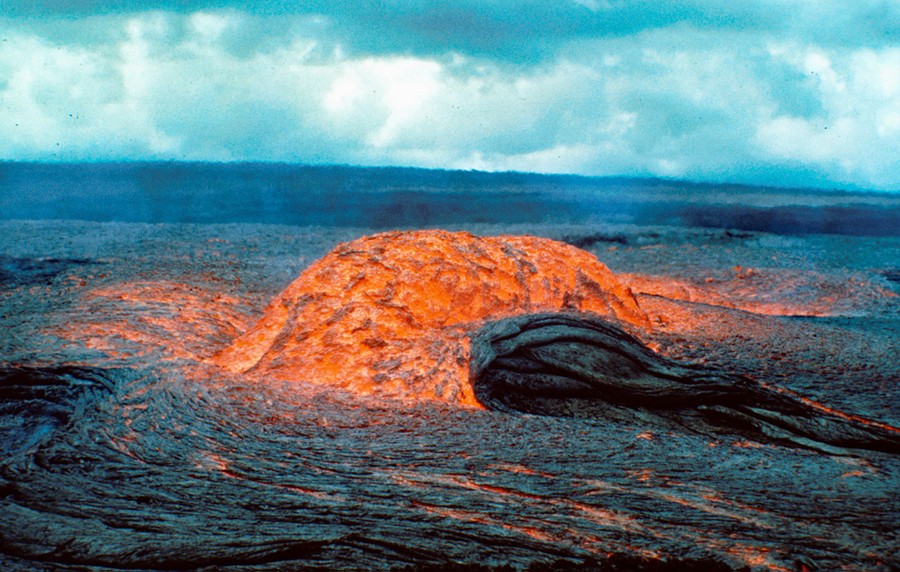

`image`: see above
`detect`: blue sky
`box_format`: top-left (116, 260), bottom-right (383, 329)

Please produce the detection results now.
top-left (1, 1), bottom-right (898, 190)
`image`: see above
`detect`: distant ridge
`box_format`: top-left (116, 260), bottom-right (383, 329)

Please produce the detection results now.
top-left (2, 159), bottom-right (895, 196)
top-left (1, 162), bottom-right (897, 235)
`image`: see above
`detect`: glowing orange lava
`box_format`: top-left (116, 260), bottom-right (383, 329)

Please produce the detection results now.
top-left (55, 280), bottom-right (255, 362)
top-left (212, 230), bottom-right (649, 405)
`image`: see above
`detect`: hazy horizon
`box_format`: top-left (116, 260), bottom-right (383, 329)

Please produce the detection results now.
top-left (3, 162), bottom-right (898, 236)
top-left (3, 159), bottom-right (900, 198)
top-left (5, 157), bottom-right (900, 194)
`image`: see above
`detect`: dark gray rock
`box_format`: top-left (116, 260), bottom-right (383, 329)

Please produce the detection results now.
top-left (471, 312), bottom-right (900, 455)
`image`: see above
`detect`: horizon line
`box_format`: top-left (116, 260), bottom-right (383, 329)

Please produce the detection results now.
top-left (2, 159), bottom-right (897, 197)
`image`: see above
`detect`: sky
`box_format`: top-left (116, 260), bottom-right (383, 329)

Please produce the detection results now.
top-left (0, 1), bottom-right (898, 191)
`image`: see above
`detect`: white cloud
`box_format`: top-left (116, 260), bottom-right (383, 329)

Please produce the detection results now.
top-left (755, 45), bottom-right (900, 188)
top-left (0, 11), bottom-right (897, 190)
top-left (323, 57), bottom-right (442, 149)
top-left (189, 11), bottom-right (234, 43)
top-left (453, 143), bottom-right (607, 175)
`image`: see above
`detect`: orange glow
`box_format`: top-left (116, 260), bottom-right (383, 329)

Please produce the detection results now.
top-left (55, 280), bottom-right (255, 362)
top-left (411, 500), bottom-right (559, 543)
top-left (620, 267), bottom-right (896, 318)
top-left (760, 382), bottom-right (900, 434)
top-left (397, 469), bottom-right (794, 566)
top-left (211, 230), bottom-right (649, 405)
top-left (487, 463), bottom-right (557, 478)
top-left (718, 544), bottom-right (792, 572)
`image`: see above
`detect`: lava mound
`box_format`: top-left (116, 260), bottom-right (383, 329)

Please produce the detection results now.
top-left (212, 230), bottom-right (648, 405)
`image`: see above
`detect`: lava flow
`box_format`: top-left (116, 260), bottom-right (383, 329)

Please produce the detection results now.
top-left (212, 230), bottom-right (649, 406)
top-left (4, 221), bottom-right (898, 571)
top-left (211, 230), bottom-right (899, 454)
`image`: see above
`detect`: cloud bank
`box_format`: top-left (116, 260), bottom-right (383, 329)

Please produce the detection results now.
top-left (1, 1), bottom-right (898, 190)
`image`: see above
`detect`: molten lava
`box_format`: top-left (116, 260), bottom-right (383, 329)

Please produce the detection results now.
top-left (212, 230), bottom-right (649, 405)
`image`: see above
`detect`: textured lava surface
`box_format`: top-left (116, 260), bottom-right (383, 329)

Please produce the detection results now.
top-left (213, 230), bottom-right (648, 406)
